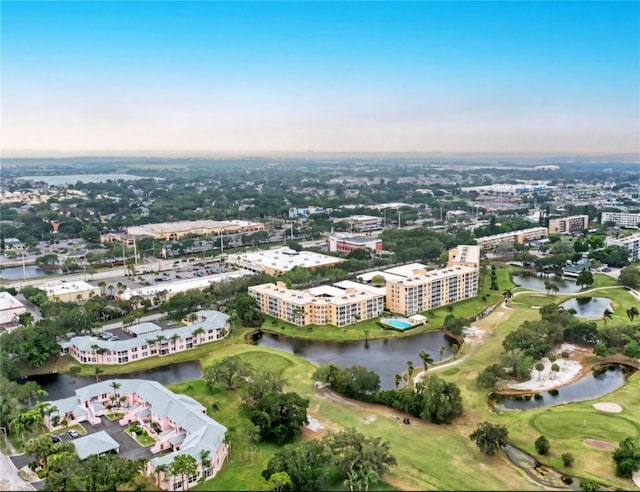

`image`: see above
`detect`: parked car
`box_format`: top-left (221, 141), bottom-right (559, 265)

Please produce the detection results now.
top-left (109, 336), bottom-right (119, 341)
top-left (51, 434), bottom-right (61, 443)
top-left (101, 332), bottom-right (113, 339)
top-left (67, 429), bottom-right (80, 439)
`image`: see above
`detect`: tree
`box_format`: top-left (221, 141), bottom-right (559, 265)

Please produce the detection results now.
top-left (580, 479), bottom-right (600, 491)
top-left (154, 463), bottom-right (170, 487)
top-left (394, 374), bottom-right (403, 389)
top-left (612, 437), bottom-right (640, 478)
top-left (469, 421), bottom-right (509, 456)
top-left (94, 366), bottom-right (104, 383)
top-left (418, 375), bottom-right (464, 424)
top-left (250, 391), bottom-right (309, 444)
top-left (476, 364), bottom-right (505, 390)
top-left (535, 435), bottom-right (550, 455)
top-left (324, 427), bottom-right (396, 488)
top-left (406, 360), bottom-right (415, 381)
top-left (170, 454), bottom-right (198, 490)
top-left (535, 362), bottom-right (545, 381)
top-left (626, 306), bottom-right (639, 322)
top-left (602, 308), bottom-right (614, 325)
top-left (262, 440), bottom-right (331, 491)
top-left (593, 342), bottom-right (610, 358)
top-left (561, 350), bottom-right (570, 365)
top-left (204, 356), bottom-right (254, 390)
top-left (551, 363), bottom-right (560, 380)
top-left (24, 434), bottom-right (54, 466)
top-left (418, 350), bottom-right (434, 372)
top-left (575, 269), bottom-right (594, 289)
top-left (198, 448), bottom-right (211, 482)
top-left (242, 370), bottom-right (288, 410)
top-left (268, 471), bottom-right (292, 492)
top-left (562, 452), bottom-right (574, 467)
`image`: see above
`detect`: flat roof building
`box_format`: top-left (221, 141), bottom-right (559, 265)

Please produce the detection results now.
top-left (475, 227), bottom-right (548, 249)
top-left (249, 280), bottom-right (384, 327)
top-left (328, 234), bottom-right (383, 253)
top-left (0, 292), bottom-right (26, 325)
top-left (601, 212), bottom-right (640, 229)
top-left (339, 215), bottom-right (384, 232)
top-left (226, 247), bottom-right (344, 276)
top-left (448, 245), bottom-right (481, 271)
top-left (548, 215), bottom-right (589, 235)
top-left (41, 280), bottom-right (100, 302)
top-left (607, 232), bottom-right (640, 262)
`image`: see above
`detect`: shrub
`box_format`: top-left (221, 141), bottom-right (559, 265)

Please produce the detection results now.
top-left (561, 452), bottom-right (574, 467)
top-left (535, 435), bottom-right (550, 455)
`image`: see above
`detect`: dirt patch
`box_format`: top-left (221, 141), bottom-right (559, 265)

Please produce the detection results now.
top-left (593, 402), bottom-right (622, 413)
top-left (584, 439), bottom-right (616, 451)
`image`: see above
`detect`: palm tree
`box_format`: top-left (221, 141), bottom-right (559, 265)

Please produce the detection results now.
top-left (451, 343), bottom-right (459, 357)
top-left (418, 350), bottom-right (434, 373)
top-left (394, 374), bottom-right (403, 389)
top-left (192, 327), bottom-right (205, 345)
top-left (110, 381), bottom-right (122, 407)
top-left (94, 366), bottom-right (104, 383)
top-left (439, 345), bottom-right (446, 360)
top-left (561, 350), bottom-right (570, 366)
top-left (551, 363), bottom-right (560, 380)
top-left (627, 306), bottom-right (639, 322)
top-left (154, 463), bottom-right (170, 487)
top-left (107, 284), bottom-right (115, 297)
top-left (535, 362), bottom-right (545, 381)
top-left (359, 469), bottom-right (380, 492)
top-left (198, 448), bottom-right (211, 482)
top-left (406, 360), bottom-right (415, 381)
top-left (170, 333), bottom-right (181, 352)
top-left (602, 308), bottom-right (613, 325)
top-left (502, 289), bottom-right (513, 304)
top-left (98, 281), bottom-right (107, 296)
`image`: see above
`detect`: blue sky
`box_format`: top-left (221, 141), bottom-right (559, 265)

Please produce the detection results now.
top-left (1, 1), bottom-right (639, 154)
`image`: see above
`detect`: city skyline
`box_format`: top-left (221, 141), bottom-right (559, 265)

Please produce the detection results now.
top-left (1, 1), bottom-right (639, 155)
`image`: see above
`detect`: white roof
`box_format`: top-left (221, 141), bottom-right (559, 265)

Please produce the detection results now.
top-left (356, 271), bottom-right (405, 283)
top-left (333, 280), bottom-right (386, 297)
top-left (41, 280), bottom-right (98, 296)
top-left (386, 266), bottom-right (477, 287)
top-left (227, 247), bottom-right (344, 272)
top-left (307, 285), bottom-right (347, 297)
top-left (126, 219), bottom-right (261, 235)
top-left (384, 263), bottom-right (429, 278)
top-left (0, 292), bottom-right (25, 310)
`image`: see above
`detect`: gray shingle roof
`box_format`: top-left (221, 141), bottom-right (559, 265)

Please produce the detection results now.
top-left (73, 430), bottom-right (119, 460)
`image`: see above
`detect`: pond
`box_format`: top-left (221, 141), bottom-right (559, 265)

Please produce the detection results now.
top-left (256, 330), bottom-right (455, 390)
top-left (512, 273), bottom-right (581, 294)
top-left (503, 444), bottom-right (581, 490)
top-left (560, 297), bottom-right (613, 319)
top-left (0, 265), bottom-right (62, 280)
top-left (492, 365), bottom-right (630, 411)
top-left (22, 361), bottom-right (203, 401)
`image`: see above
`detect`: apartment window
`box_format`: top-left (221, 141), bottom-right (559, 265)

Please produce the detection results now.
top-left (173, 482), bottom-right (182, 490)
top-left (188, 475), bottom-right (198, 484)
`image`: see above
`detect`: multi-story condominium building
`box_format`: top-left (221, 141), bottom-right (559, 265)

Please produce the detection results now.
top-left (249, 280), bottom-right (385, 327)
top-left (601, 212), bottom-right (640, 229)
top-left (44, 379), bottom-right (227, 490)
top-left (327, 234), bottom-right (383, 253)
top-left (41, 280), bottom-right (101, 302)
top-left (227, 247), bottom-right (344, 276)
top-left (101, 219), bottom-right (264, 243)
top-left (607, 232), bottom-right (640, 262)
top-left (385, 245), bottom-right (481, 316)
top-left (340, 214), bottom-right (384, 232)
top-left (385, 266), bottom-right (478, 316)
top-left (0, 292), bottom-right (26, 325)
top-left (288, 206), bottom-right (324, 218)
top-left (475, 227), bottom-right (548, 249)
top-left (548, 215), bottom-right (589, 234)
top-left (61, 310), bottom-right (229, 364)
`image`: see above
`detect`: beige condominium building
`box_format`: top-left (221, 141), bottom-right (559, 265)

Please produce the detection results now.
top-left (601, 212), bottom-right (640, 229)
top-left (249, 280), bottom-right (385, 327)
top-left (475, 227), bottom-right (548, 249)
top-left (548, 215), bottom-right (589, 235)
top-left (41, 280), bottom-right (101, 302)
top-left (385, 245), bottom-right (481, 316)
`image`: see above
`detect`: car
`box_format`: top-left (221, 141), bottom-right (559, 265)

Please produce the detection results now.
top-left (101, 332), bottom-right (113, 339)
top-left (67, 430), bottom-right (80, 439)
top-left (51, 434), bottom-right (61, 443)
top-left (175, 275), bottom-right (182, 279)
top-left (166, 322), bottom-right (176, 327)
top-left (109, 336), bottom-right (119, 341)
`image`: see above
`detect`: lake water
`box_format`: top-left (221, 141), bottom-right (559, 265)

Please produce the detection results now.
top-left (24, 361), bottom-right (203, 401)
top-left (256, 330), bottom-right (455, 390)
top-left (0, 265), bottom-right (61, 279)
top-left (561, 297), bottom-right (613, 319)
top-left (492, 365), bottom-right (628, 411)
top-left (512, 273), bottom-right (581, 294)
top-left (17, 174), bottom-right (149, 186)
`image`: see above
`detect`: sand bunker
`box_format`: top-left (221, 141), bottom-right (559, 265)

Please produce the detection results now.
top-left (305, 415), bottom-right (325, 432)
top-left (584, 439), bottom-right (616, 451)
top-left (592, 402), bottom-right (622, 413)
top-left (633, 470), bottom-right (640, 488)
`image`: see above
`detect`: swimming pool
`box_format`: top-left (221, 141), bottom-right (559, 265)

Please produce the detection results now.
top-left (386, 319), bottom-right (413, 329)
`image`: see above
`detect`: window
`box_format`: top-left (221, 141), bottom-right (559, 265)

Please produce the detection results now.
top-left (173, 482), bottom-right (182, 490)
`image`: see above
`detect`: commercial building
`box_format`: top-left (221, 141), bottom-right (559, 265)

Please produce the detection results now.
top-left (249, 280), bottom-right (385, 327)
top-left (118, 269), bottom-right (253, 301)
top-left (384, 245), bottom-right (481, 316)
top-left (601, 212), bottom-right (640, 229)
top-left (44, 379), bottom-right (227, 490)
top-left (0, 292), bottom-right (26, 325)
top-left (548, 215), bottom-right (589, 235)
top-left (288, 206), bottom-right (324, 218)
top-left (327, 234), bottom-right (383, 253)
top-left (41, 280), bottom-right (100, 302)
top-left (61, 310), bottom-right (229, 364)
top-left (339, 215), bottom-right (383, 232)
top-left (607, 232), bottom-right (640, 262)
top-left (226, 247), bottom-right (344, 276)
top-left (101, 219), bottom-right (264, 243)
top-left (475, 227), bottom-right (548, 249)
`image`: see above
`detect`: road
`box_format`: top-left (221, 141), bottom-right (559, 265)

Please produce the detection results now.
top-left (0, 449), bottom-right (35, 491)
top-left (97, 312), bottom-right (167, 332)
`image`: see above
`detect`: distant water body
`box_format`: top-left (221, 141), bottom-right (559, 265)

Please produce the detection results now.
top-left (17, 174), bottom-right (151, 186)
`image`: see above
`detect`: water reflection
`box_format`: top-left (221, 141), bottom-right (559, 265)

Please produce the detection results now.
top-left (0, 265), bottom-right (62, 280)
top-left (512, 273), bottom-right (581, 294)
top-left (561, 297), bottom-right (613, 319)
top-left (257, 330), bottom-right (454, 390)
top-left (23, 361), bottom-right (203, 400)
top-left (493, 366), bottom-right (628, 411)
